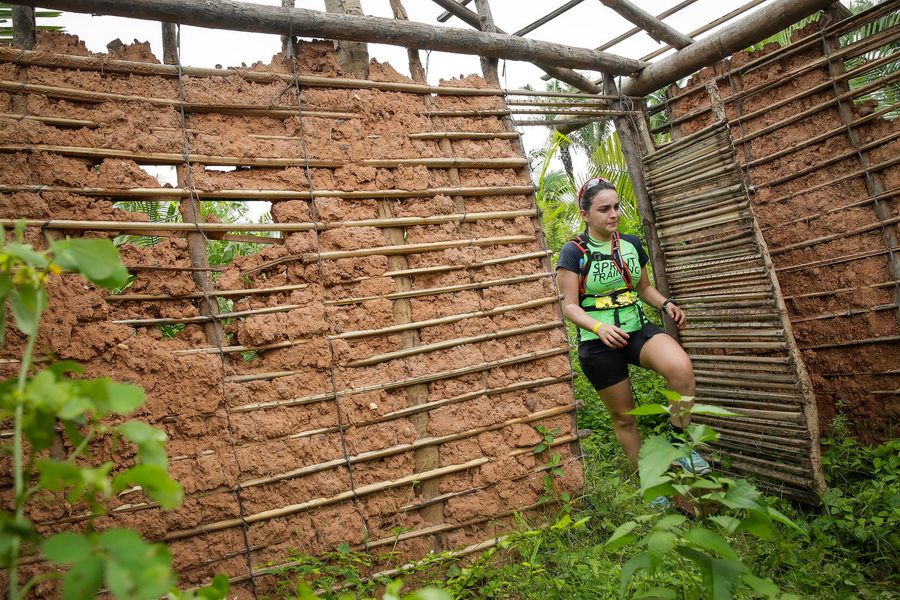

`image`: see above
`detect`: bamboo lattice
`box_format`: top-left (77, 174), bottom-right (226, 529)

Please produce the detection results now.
top-left (643, 122), bottom-right (825, 503)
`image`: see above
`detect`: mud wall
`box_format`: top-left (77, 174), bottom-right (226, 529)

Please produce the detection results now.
top-left (0, 32), bottom-right (582, 597)
top-left (659, 8), bottom-right (900, 443)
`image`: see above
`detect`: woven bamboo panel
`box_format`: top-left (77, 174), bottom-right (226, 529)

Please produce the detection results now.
top-left (643, 122), bottom-right (825, 503)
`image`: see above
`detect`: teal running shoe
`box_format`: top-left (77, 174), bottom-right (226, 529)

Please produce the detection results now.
top-left (673, 449), bottom-right (712, 475)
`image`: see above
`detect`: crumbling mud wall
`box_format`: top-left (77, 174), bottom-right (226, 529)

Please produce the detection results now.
top-left (659, 7), bottom-right (900, 444)
top-left (0, 32), bottom-right (583, 597)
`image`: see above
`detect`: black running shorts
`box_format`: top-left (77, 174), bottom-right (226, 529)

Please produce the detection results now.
top-left (577, 322), bottom-right (665, 390)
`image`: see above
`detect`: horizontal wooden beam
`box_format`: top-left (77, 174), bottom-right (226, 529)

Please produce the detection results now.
top-left (598, 0), bottom-right (694, 49)
top-left (12, 0), bottom-right (645, 75)
top-left (622, 0), bottom-right (836, 96)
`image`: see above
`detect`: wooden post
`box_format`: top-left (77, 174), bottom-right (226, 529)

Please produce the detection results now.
top-left (281, 0), bottom-right (295, 57)
top-left (598, 0), bottom-right (693, 49)
top-left (474, 0), bottom-right (499, 85)
top-left (604, 74), bottom-right (676, 336)
top-left (324, 0), bottom-right (369, 80)
top-left (12, 6), bottom-right (36, 50)
top-left (388, 0), bottom-right (426, 83)
top-left (161, 22), bottom-right (178, 65)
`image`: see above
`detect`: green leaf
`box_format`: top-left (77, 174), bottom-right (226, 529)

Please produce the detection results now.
top-left (620, 552), bottom-right (651, 600)
top-left (45, 361), bottom-right (85, 377)
top-left (683, 527), bottom-right (739, 560)
top-left (9, 282), bottom-right (48, 336)
top-left (118, 421), bottom-right (168, 469)
top-left (5, 241), bottom-right (48, 267)
top-left (687, 403), bottom-right (742, 417)
top-left (114, 464), bottom-right (183, 510)
top-left (51, 238), bottom-right (129, 289)
top-left (634, 588), bottom-right (677, 600)
top-left (646, 530), bottom-right (677, 570)
top-left (22, 405), bottom-right (56, 451)
top-left (742, 574), bottom-right (781, 598)
top-left (100, 529), bottom-right (175, 599)
top-left (686, 423), bottom-right (720, 445)
top-left (637, 436), bottom-right (682, 500)
top-left (606, 521), bottom-right (639, 550)
top-left (62, 554), bottom-right (104, 600)
top-left (193, 574), bottom-right (231, 599)
top-left (403, 589), bottom-right (453, 600)
top-left (676, 546), bottom-right (748, 600)
top-left (43, 532), bottom-right (93, 564)
top-left (105, 382), bottom-right (145, 415)
top-left (659, 389), bottom-right (692, 403)
top-left (627, 404), bottom-right (671, 416)
top-left (708, 515), bottom-right (741, 534)
top-left (655, 514), bottom-right (687, 532)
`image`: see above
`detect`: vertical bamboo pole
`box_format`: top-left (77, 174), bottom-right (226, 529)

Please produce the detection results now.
top-left (604, 74), bottom-right (676, 336)
top-left (382, 1), bottom-right (445, 548)
top-left (389, 0), bottom-right (426, 83)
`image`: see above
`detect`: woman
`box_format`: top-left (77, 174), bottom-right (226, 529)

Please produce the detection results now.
top-left (556, 176), bottom-right (710, 484)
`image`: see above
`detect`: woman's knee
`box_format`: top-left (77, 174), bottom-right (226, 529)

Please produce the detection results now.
top-left (609, 411), bottom-right (637, 429)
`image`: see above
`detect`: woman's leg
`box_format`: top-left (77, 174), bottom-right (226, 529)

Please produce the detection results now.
top-left (597, 378), bottom-right (641, 470)
top-left (639, 333), bottom-right (696, 428)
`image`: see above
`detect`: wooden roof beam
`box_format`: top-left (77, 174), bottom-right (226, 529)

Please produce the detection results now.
top-left (11, 0), bottom-right (645, 76)
top-left (598, 0), bottom-right (694, 49)
top-left (622, 0), bottom-right (837, 97)
top-left (437, 0), bottom-right (473, 23)
top-left (428, 0), bottom-right (603, 93)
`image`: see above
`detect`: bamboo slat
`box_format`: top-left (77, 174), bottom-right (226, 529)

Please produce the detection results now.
top-left (325, 271), bottom-right (552, 306)
top-left (0, 184), bottom-right (536, 201)
top-left (681, 341), bottom-right (787, 350)
top-left (109, 283), bottom-right (308, 302)
top-left (303, 235), bottom-right (535, 263)
top-left (239, 404), bottom-right (575, 489)
top-left (0, 80), bottom-right (357, 119)
top-left (0, 112), bottom-right (96, 128)
top-left (0, 46), bottom-right (515, 97)
top-left (224, 370), bottom-right (302, 384)
top-left (111, 304), bottom-right (302, 326)
top-left (790, 303), bottom-right (900, 324)
top-left (407, 131), bottom-right (520, 140)
top-left (328, 296), bottom-right (559, 340)
top-left (776, 246), bottom-right (898, 274)
top-left (171, 338), bottom-right (308, 356)
top-left (159, 457), bottom-right (491, 542)
top-left (345, 321), bottom-right (564, 367)
top-left (230, 347), bottom-right (568, 413)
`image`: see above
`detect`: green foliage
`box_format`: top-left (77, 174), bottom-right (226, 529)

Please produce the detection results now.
top-left (614, 400), bottom-right (803, 600)
top-left (0, 223), bottom-right (227, 600)
top-left (114, 199), bottom-right (272, 267)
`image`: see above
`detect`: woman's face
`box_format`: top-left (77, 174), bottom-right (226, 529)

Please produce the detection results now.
top-left (580, 188), bottom-right (621, 237)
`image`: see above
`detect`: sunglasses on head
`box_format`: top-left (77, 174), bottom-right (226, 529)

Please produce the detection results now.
top-left (577, 176), bottom-right (611, 203)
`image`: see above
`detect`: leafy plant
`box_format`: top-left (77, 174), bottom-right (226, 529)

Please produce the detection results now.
top-left (610, 396), bottom-right (804, 600)
top-left (0, 222), bottom-right (227, 600)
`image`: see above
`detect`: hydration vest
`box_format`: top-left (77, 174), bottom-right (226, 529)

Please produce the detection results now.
top-left (568, 230), bottom-right (647, 329)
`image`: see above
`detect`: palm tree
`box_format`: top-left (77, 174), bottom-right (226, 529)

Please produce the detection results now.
top-left (0, 3), bottom-right (62, 42)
